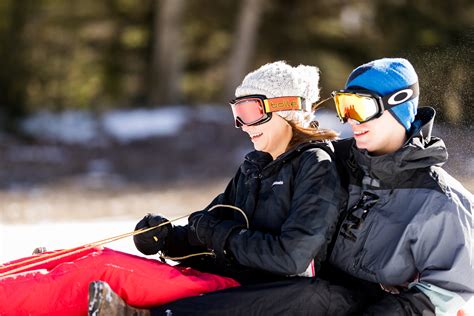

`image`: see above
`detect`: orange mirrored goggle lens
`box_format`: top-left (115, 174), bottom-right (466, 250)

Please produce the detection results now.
top-left (333, 92), bottom-right (380, 123)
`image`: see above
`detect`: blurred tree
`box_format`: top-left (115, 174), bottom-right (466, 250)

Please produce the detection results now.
top-left (179, 0), bottom-right (236, 103)
top-left (0, 0), bottom-right (472, 129)
top-left (373, 0), bottom-right (474, 124)
top-left (224, 0), bottom-right (266, 100)
top-left (149, 0), bottom-right (185, 105)
top-left (0, 0), bottom-right (36, 132)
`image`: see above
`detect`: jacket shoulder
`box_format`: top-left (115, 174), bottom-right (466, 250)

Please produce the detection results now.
top-left (332, 138), bottom-right (354, 158)
top-left (298, 142), bottom-right (336, 165)
top-left (428, 167), bottom-right (473, 206)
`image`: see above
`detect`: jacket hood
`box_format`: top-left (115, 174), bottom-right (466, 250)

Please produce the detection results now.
top-left (352, 107), bottom-right (448, 184)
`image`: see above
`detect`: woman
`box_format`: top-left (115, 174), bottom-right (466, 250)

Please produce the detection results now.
top-left (89, 61), bottom-right (346, 315)
top-left (133, 60), bottom-right (342, 281)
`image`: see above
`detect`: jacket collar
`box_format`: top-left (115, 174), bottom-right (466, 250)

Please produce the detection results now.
top-left (242, 141), bottom-right (329, 176)
top-left (351, 107), bottom-right (448, 186)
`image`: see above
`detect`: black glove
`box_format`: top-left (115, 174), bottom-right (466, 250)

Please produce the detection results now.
top-left (133, 214), bottom-right (172, 255)
top-left (188, 211), bottom-right (220, 246)
top-left (188, 211), bottom-right (244, 257)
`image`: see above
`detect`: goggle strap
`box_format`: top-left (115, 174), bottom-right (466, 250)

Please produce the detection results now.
top-left (381, 82), bottom-right (419, 110)
top-left (263, 96), bottom-right (303, 113)
top-left (312, 95), bottom-right (332, 111)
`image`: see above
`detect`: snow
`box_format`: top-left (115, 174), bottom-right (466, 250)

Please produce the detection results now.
top-left (0, 218), bottom-right (188, 264)
top-left (102, 107), bottom-right (190, 143)
top-left (21, 111), bottom-right (99, 145)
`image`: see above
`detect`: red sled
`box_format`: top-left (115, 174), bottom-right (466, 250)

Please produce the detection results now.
top-left (0, 246), bottom-right (239, 316)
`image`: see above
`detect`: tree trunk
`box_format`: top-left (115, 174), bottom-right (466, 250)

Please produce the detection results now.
top-left (224, 0), bottom-right (266, 100)
top-left (443, 64), bottom-right (465, 124)
top-left (0, 0), bottom-right (34, 131)
top-left (149, 0), bottom-right (185, 105)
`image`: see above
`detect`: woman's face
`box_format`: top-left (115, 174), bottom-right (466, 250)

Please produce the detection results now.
top-left (349, 110), bottom-right (407, 155)
top-left (241, 114), bottom-right (292, 159)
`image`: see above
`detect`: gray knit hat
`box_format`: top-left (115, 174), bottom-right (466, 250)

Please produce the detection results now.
top-left (235, 61), bottom-right (320, 127)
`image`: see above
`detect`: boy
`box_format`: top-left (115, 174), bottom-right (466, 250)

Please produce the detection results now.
top-left (330, 57), bottom-right (473, 315)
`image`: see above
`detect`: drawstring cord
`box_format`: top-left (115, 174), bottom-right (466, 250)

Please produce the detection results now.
top-left (0, 204), bottom-right (249, 277)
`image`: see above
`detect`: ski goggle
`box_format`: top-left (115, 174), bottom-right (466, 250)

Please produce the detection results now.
top-left (332, 82), bottom-right (419, 123)
top-left (230, 94), bottom-right (303, 128)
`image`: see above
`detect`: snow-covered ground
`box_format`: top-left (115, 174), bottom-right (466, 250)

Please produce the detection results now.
top-left (0, 218), bottom-right (188, 264)
top-left (0, 219), bottom-right (141, 263)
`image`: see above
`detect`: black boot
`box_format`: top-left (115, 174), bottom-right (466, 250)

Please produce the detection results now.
top-left (88, 280), bottom-right (150, 316)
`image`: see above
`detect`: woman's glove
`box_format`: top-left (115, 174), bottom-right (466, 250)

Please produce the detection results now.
top-left (188, 211), bottom-right (221, 246)
top-left (187, 211), bottom-right (244, 257)
top-left (133, 214), bottom-right (172, 255)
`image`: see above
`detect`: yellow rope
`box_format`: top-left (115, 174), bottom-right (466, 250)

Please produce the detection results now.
top-left (0, 214), bottom-right (189, 277)
top-left (207, 204), bottom-right (249, 229)
top-left (159, 204), bottom-right (248, 261)
top-left (161, 252), bottom-right (215, 261)
top-left (0, 204), bottom-right (249, 277)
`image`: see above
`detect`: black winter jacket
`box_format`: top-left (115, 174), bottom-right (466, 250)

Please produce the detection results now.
top-left (164, 141), bottom-right (344, 279)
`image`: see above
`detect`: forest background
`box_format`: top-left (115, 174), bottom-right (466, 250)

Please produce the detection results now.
top-left (0, 0), bottom-right (473, 259)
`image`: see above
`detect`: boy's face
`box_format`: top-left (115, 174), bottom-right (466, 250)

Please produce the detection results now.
top-left (349, 110), bottom-right (407, 156)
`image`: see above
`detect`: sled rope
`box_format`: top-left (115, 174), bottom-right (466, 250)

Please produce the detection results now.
top-left (208, 204), bottom-right (250, 229)
top-left (1, 204), bottom-right (249, 277)
top-left (0, 214), bottom-right (189, 277)
top-left (160, 204), bottom-right (249, 261)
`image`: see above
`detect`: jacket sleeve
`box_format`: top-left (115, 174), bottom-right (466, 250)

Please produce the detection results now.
top-left (226, 149), bottom-right (344, 275)
top-left (410, 187), bottom-right (474, 304)
top-left (163, 169), bottom-right (241, 258)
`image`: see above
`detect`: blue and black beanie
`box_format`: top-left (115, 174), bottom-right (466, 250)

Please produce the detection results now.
top-left (345, 58), bottom-right (419, 131)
